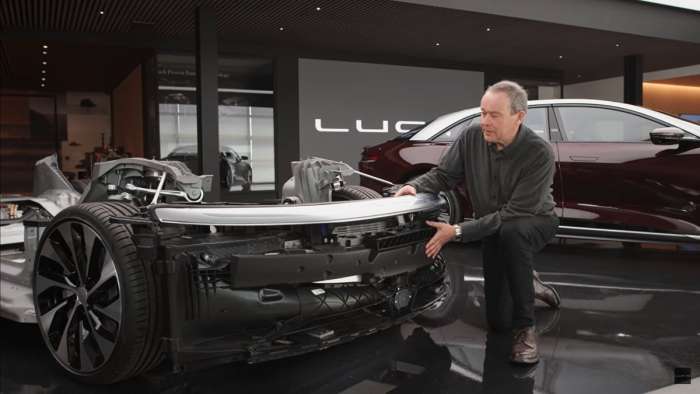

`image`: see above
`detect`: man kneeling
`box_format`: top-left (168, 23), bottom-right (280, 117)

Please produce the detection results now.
top-left (395, 80), bottom-right (559, 364)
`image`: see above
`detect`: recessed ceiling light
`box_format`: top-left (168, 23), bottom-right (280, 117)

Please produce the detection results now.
top-left (42, 69), bottom-right (46, 74)
top-left (316, 6), bottom-right (321, 11)
top-left (42, 61), bottom-right (47, 65)
top-left (41, 77), bottom-right (46, 81)
top-left (99, 10), bottom-right (104, 15)
top-left (279, 27), bottom-right (284, 31)
top-left (42, 51), bottom-right (47, 55)
top-left (486, 27), bottom-right (492, 32)
top-left (577, 74), bottom-right (582, 78)
top-left (435, 42), bottom-right (440, 46)
top-left (558, 55), bottom-right (564, 59)
top-left (42, 44), bottom-right (48, 49)
top-left (41, 83), bottom-right (45, 87)
top-left (615, 42), bottom-right (621, 47)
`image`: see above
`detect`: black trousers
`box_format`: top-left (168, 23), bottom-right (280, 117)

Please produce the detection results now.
top-left (482, 215), bottom-right (559, 331)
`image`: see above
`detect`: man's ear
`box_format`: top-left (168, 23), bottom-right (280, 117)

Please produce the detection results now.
top-left (516, 111), bottom-right (526, 125)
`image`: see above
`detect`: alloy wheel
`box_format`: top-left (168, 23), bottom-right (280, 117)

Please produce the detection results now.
top-left (34, 220), bottom-right (122, 374)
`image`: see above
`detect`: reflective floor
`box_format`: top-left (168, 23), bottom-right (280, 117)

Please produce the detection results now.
top-left (1, 240), bottom-right (699, 393)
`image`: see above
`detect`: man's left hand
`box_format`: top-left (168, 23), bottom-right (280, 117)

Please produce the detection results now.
top-left (425, 220), bottom-right (456, 259)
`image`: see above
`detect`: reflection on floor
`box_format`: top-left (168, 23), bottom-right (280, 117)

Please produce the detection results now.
top-left (1, 240), bottom-right (699, 393)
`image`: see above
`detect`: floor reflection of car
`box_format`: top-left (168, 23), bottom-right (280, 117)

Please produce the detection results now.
top-left (359, 99), bottom-right (700, 244)
top-left (164, 145), bottom-right (253, 191)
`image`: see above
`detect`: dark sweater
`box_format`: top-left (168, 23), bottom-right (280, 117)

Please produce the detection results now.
top-left (406, 123), bottom-right (556, 242)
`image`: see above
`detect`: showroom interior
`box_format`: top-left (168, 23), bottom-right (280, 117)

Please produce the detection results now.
top-left (1, 0), bottom-right (699, 393)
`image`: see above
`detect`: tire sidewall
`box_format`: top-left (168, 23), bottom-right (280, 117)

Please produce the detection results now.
top-left (406, 175), bottom-right (462, 224)
top-left (438, 190), bottom-right (463, 224)
top-left (329, 185), bottom-right (464, 326)
top-left (414, 260), bottom-right (465, 327)
top-left (32, 204), bottom-right (150, 383)
top-left (331, 185), bottom-right (382, 201)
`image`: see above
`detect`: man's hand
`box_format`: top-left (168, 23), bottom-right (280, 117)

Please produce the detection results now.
top-left (393, 184), bottom-right (417, 197)
top-left (425, 220), bottom-right (456, 259)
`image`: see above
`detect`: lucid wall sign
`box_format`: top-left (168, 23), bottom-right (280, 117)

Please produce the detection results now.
top-left (314, 119), bottom-right (427, 134)
top-left (298, 59), bottom-right (483, 177)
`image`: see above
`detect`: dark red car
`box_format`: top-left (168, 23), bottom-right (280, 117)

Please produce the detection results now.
top-left (360, 99), bottom-right (700, 244)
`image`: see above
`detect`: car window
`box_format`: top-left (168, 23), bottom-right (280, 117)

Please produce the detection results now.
top-left (395, 124), bottom-right (428, 140)
top-left (441, 107), bottom-right (549, 142)
top-left (556, 107), bottom-right (665, 142)
top-left (523, 107), bottom-right (548, 141)
top-left (432, 118), bottom-right (472, 143)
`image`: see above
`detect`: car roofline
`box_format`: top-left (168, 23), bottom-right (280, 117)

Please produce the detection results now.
top-left (410, 99), bottom-right (700, 141)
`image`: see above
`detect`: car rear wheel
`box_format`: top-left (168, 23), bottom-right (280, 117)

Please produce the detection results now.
top-left (405, 176), bottom-right (463, 224)
top-left (33, 202), bottom-right (163, 384)
top-left (330, 185), bottom-right (462, 326)
top-left (412, 259), bottom-right (465, 327)
top-left (331, 185), bottom-right (382, 201)
top-left (437, 190), bottom-right (463, 224)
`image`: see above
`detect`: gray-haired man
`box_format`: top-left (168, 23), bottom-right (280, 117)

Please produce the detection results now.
top-left (395, 81), bottom-right (559, 364)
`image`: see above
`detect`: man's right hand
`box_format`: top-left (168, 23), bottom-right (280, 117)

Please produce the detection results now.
top-left (393, 184), bottom-right (417, 197)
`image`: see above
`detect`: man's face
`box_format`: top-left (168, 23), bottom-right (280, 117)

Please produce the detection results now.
top-left (480, 91), bottom-right (525, 144)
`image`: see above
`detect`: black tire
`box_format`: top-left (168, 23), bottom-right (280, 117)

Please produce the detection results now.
top-left (32, 202), bottom-right (163, 384)
top-left (331, 185), bottom-right (382, 201)
top-left (330, 184), bottom-right (464, 327)
top-left (406, 176), bottom-right (463, 224)
top-left (438, 190), bottom-right (463, 225)
top-left (70, 179), bottom-right (90, 194)
top-left (413, 259), bottom-right (465, 327)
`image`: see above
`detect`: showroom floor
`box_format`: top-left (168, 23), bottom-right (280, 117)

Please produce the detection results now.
top-left (1, 240), bottom-right (698, 393)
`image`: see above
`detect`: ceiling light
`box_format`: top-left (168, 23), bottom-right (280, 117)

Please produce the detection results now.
top-left (316, 6), bottom-right (321, 11)
top-left (42, 69), bottom-right (46, 74)
top-left (42, 44), bottom-right (48, 49)
top-left (42, 61), bottom-right (47, 65)
top-left (615, 42), bottom-right (621, 47)
top-left (99, 10), bottom-right (104, 15)
top-left (41, 83), bottom-right (45, 87)
top-left (42, 51), bottom-right (47, 55)
top-left (486, 27), bottom-right (492, 32)
top-left (558, 55), bottom-right (564, 59)
top-left (577, 74), bottom-right (582, 78)
top-left (279, 27), bottom-right (284, 31)
top-left (435, 42), bottom-right (440, 47)
top-left (41, 77), bottom-right (46, 81)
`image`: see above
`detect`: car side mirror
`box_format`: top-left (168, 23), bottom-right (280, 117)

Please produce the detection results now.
top-left (650, 127), bottom-right (684, 145)
top-left (240, 155), bottom-right (249, 161)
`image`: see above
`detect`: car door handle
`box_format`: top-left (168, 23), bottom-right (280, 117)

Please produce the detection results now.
top-left (570, 155), bottom-right (599, 162)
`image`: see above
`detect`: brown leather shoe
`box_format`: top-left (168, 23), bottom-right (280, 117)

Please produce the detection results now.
top-left (533, 270), bottom-right (560, 309)
top-left (510, 326), bottom-right (539, 364)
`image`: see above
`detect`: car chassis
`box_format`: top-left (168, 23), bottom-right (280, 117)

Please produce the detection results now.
top-left (0, 155), bottom-right (448, 383)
